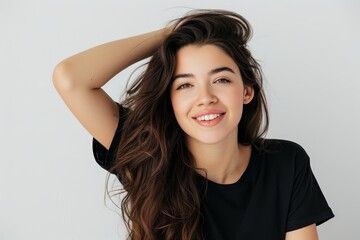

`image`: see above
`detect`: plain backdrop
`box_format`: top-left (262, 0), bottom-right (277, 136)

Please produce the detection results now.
top-left (1, 0), bottom-right (359, 239)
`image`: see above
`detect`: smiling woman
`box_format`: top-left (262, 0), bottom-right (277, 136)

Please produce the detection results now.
top-left (53, 9), bottom-right (334, 240)
top-left (171, 44), bottom-right (252, 149)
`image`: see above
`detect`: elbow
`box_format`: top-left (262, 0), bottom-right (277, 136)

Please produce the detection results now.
top-left (52, 61), bottom-right (77, 92)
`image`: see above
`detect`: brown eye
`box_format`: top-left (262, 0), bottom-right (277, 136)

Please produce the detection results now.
top-left (176, 83), bottom-right (192, 90)
top-left (214, 78), bottom-right (231, 84)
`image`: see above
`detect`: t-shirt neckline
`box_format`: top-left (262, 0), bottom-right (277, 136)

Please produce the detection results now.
top-left (195, 143), bottom-right (257, 189)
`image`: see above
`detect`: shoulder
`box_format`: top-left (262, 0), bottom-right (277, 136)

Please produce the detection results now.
top-left (255, 138), bottom-right (311, 172)
top-left (259, 139), bottom-right (308, 158)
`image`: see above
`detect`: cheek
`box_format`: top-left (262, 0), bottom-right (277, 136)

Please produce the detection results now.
top-left (222, 87), bottom-right (244, 105)
top-left (222, 89), bottom-right (244, 118)
top-left (171, 94), bottom-right (193, 122)
top-left (171, 94), bottom-right (184, 118)
top-left (171, 97), bottom-right (180, 118)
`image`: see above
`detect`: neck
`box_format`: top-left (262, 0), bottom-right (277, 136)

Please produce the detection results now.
top-left (187, 134), bottom-right (251, 184)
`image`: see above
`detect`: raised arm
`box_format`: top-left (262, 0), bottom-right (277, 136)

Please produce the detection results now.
top-left (53, 28), bottom-right (168, 150)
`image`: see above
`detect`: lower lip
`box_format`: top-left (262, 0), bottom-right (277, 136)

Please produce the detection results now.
top-left (193, 114), bottom-right (225, 127)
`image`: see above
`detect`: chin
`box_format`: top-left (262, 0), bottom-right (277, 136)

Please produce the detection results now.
top-left (187, 134), bottom-right (230, 146)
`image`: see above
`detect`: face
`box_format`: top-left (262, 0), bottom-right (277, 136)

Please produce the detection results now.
top-left (170, 44), bottom-right (254, 147)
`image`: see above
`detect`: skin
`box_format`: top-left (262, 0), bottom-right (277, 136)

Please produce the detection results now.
top-left (170, 44), bottom-right (319, 240)
top-left (170, 44), bottom-right (254, 185)
top-left (53, 29), bottom-right (168, 150)
top-left (285, 224), bottom-right (319, 240)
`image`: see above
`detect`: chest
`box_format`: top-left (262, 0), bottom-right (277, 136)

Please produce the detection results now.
top-left (200, 168), bottom-right (293, 240)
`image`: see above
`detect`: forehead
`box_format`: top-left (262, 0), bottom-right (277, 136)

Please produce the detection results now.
top-left (175, 44), bottom-right (240, 75)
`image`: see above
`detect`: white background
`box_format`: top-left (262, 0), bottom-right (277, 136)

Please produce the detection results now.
top-left (1, 0), bottom-right (359, 239)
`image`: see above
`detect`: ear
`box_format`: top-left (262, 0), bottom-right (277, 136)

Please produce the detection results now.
top-left (243, 85), bottom-right (255, 104)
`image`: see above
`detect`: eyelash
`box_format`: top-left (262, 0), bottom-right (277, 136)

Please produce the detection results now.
top-left (176, 78), bottom-right (231, 90)
top-left (214, 78), bottom-right (231, 84)
top-left (176, 83), bottom-right (192, 90)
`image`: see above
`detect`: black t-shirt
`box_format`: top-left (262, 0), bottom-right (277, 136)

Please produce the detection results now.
top-left (92, 103), bottom-right (334, 240)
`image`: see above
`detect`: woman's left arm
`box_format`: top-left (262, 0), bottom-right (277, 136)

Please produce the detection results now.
top-left (285, 224), bottom-right (319, 240)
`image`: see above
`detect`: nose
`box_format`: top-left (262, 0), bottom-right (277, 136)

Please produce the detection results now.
top-left (196, 85), bottom-right (218, 106)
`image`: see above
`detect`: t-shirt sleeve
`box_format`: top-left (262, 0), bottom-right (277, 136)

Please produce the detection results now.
top-left (286, 145), bottom-right (335, 232)
top-left (92, 102), bottom-right (126, 175)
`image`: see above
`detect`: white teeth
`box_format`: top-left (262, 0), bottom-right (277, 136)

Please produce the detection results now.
top-left (196, 114), bottom-right (222, 121)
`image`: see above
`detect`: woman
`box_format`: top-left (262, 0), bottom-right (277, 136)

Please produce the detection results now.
top-left (53, 9), bottom-right (334, 240)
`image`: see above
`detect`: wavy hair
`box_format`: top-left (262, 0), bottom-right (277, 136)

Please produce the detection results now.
top-left (107, 9), bottom-right (269, 240)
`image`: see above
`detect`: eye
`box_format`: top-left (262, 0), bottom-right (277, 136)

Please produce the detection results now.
top-left (214, 78), bottom-right (231, 84)
top-left (176, 83), bottom-right (192, 90)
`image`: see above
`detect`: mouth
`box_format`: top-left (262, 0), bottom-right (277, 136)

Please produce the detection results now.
top-left (192, 112), bottom-right (226, 127)
top-left (194, 113), bottom-right (226, 121)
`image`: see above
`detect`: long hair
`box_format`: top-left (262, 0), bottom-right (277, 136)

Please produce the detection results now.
top-left (107, 9), bottom-right (269, 240)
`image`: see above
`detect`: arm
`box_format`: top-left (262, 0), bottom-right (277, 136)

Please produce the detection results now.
top-left (285, 224), bottom-right (319, 240)
top-left (53, 28), bottom-right (169, 149)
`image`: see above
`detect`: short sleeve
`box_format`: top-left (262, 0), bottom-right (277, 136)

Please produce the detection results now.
top-left (286, 146), bottom-right (335, 231)
top-left (92, 102), bottom-right (126, 174)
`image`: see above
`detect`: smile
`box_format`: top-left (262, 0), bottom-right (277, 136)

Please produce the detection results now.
top-left (195, 113), bottom-right (225, 121)
top-left (192, 112), bottom-right (226, 127)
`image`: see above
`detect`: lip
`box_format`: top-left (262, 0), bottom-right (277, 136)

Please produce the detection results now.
top-left (192, 110), bottom-right (226, 127)
top-left (192, 110), bottom-right (226, 119)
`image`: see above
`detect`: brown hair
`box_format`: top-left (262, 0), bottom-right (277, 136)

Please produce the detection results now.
top-left (107, 9), bottom-right (269, 239)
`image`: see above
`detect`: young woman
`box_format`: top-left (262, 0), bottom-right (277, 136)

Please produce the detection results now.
top-left (53, 9), bottom-right (334, 240)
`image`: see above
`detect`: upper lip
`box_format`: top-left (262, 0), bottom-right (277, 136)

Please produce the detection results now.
top-left (192, 110), bottom-right (226, 119)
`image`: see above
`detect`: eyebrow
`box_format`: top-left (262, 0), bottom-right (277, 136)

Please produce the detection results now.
top-left (173, 66), bottom-right (236, 81)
